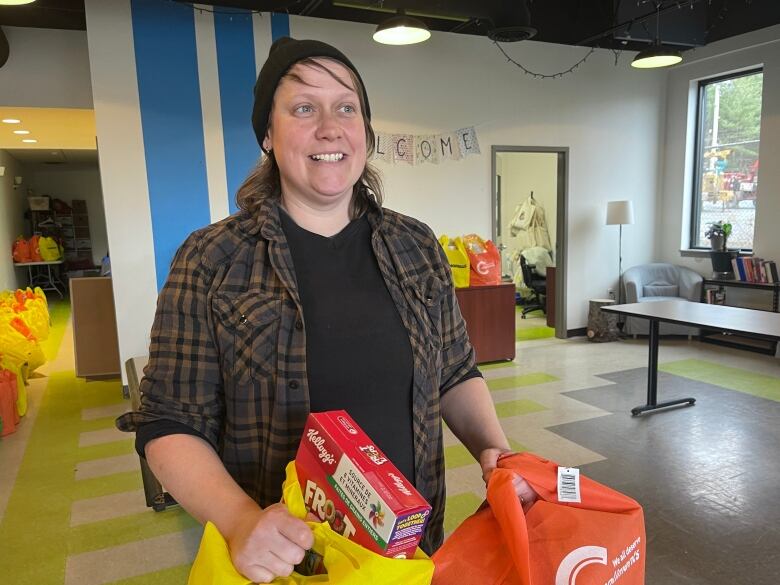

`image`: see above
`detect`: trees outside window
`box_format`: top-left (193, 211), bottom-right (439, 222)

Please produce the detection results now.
top-left (692, 69), bottom-right (763, 250)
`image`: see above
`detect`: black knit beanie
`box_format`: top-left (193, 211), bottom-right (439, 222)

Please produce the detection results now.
top-left (252, 36), bottom-right (371, 153)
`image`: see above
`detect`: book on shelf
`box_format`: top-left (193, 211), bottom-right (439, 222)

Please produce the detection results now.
top-left (767, 260), bottom-right (780, 282)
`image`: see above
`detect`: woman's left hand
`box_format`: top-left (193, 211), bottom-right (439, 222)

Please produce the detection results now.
top-left (479, 448), bottom-right (538, 514)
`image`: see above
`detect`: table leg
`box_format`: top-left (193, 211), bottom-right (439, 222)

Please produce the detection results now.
top-left (631, 318), bottom-right (696, 416)
top-left (47, 264), bottom-right (64, 298)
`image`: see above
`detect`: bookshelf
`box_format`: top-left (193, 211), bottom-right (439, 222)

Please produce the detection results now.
top-left (700, 279), bottom-right (780, 355)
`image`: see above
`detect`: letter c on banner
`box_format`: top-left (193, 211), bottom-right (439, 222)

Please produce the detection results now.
top-left (396, 138), bottom-right (407, 157)
top-left (555, 546), bottom-right (608, 585)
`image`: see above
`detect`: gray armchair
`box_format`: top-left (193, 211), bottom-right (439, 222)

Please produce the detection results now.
top-left (621, 263), bottom-right (703, 336)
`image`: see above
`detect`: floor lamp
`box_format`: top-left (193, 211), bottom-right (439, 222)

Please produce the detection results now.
top-left (606, 200), bottom-right (635, 308)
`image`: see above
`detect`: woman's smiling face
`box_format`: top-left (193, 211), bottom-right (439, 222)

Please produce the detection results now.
top-left (264, 58), bottom-right (368, 211)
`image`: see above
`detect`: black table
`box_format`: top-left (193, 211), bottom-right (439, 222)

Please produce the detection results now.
top-left (601, 300), bottom-right (780, 416)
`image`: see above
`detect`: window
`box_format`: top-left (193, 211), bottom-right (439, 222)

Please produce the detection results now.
top-left (691, 69), bottom-right (763, 250)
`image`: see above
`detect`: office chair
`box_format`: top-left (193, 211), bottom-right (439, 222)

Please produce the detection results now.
top-left (520, 255), bottom-right (547, 319)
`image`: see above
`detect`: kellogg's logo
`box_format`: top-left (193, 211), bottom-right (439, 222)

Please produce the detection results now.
top-left (337, 415), bottom-right (358, 435)
top-left (307, 429), bottom-right (335, 465)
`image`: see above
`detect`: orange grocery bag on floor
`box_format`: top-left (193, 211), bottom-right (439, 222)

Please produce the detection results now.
top-left (188, 462), bottom-right (434, 585)
top-left (433, 452), bottom-right (645, 585)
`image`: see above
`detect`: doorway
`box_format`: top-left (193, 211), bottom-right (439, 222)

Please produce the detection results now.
top-left (491, 146), bottom-right (568, 339)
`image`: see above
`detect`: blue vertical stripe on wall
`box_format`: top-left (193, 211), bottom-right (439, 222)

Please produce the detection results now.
top-left (131, 0), bottom-right (211, 290)
top-left (271, 12), bottom-right (290, 40)
top-left (214, 10), bottom-right (258, 215)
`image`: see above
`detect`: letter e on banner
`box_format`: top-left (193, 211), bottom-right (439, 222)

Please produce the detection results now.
top-left (457, 126), bottom-right (481, 157)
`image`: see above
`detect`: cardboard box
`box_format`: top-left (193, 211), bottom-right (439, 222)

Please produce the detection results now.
top-left (295, 411), bottom-right (431, 561)
top-left (28, 196), bottom-right (50, 211)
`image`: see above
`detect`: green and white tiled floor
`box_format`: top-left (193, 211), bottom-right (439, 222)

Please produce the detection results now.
top-left (2, 303), bottom-right (779, 584)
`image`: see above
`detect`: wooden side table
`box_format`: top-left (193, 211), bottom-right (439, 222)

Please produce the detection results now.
top-left (455, 283), bottom-right (516, 363)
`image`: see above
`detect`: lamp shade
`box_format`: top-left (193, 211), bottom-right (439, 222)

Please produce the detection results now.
top-left (631, 47), bottom-right (682, 69)
top-left (606, 200), bottom-right (635, 225)
top-left (373, 10), bottom-right (431, 45)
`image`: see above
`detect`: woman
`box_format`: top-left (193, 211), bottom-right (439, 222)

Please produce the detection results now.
top-left (117, 37), bottom-right (536, 583)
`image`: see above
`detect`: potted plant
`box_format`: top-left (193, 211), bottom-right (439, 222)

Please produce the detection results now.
top-left (704, 221), bottom-right (732, 251)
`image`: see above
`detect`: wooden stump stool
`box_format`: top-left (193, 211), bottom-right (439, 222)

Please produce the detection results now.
top-left (587, 299), bottom-right (619, 342)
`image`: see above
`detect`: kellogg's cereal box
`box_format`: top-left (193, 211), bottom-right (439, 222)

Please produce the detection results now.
top-left (295, 411), bottom-right (431, 561)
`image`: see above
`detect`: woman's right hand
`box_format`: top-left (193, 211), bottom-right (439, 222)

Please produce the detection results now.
top-left (225, 502), bottom-right (315, 583)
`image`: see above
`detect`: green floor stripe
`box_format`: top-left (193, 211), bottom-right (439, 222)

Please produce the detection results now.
top-left (517, 326), bottom-right (555, 341)
top-left (444, 492), bottom-right (483, 534)
top-left (40, 299), bottom-right (71, 363)
top-left (110, 564), bottom-right (194, 585)
top-left (444, 444), bottom-right (475, 469)
top-left (0, 372), bottom-right (144, 585)
top-left (479, 360), bottom-right (518, 371)
top-left (660, 359), bottom-right (780, 402)
top-left (445, 438), bottom-right (528, 470)
top-left (68, 508), bottom-right (198, 556)
top-left (77, 439), bottom-right (136, 462)
top-left (487, 372), bottom-right (558, 391)
top-left (495, 399), bottom-right (548, 418)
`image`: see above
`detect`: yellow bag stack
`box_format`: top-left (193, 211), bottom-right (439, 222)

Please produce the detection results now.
top-left (0, 287), bottom-right (50, 417)
top-left (188, 462), bottom-right (434, 585)
top-left (437, 235), bottom-right (470, 288)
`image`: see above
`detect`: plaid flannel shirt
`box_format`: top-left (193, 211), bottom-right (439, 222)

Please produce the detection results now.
top-left (116, 197), bottom-right (476, 552)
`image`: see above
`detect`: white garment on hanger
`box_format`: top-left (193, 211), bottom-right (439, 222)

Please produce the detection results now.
top-left (509, 195), bottom-right (552, 251)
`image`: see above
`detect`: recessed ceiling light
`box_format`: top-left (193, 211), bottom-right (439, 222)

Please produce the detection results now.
top-left (13, 130), bottom-right (30, 135)
top-left (51, 151), bottom-right (59, 155)
top-left (22, 139), bottom-right (38, 143)
top-left (0, 1), bottom-right (38, 5)
top-left (2, 118), bottom-right (21, 124)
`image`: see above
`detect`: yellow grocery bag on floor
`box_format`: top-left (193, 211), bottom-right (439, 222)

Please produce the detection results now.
top-left (438, 235), bottom-right (470, 288)
top-left (188, 461), bottom-right (434, 585)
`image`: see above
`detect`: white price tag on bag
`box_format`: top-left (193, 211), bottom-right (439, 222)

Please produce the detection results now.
top-left (557, 467), bottom-right (581, 503)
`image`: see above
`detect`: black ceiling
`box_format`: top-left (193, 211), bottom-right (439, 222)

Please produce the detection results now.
top-left (1, 0), bottom-right (779, 53)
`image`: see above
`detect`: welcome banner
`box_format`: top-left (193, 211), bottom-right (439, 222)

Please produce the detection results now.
top-left (373, 127), bottom-right (481, 166)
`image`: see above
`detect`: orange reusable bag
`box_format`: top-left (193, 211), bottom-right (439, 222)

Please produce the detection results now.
top-left (462, 234), bottom-right (501, 286)
top-left (433, 452), bottom-right (645, 585)
top-left (28, 235), bottom-right (43, 262)
top-left (12, 237), bottom-right (31, 263)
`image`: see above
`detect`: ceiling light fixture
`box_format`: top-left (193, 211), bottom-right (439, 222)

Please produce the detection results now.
top-left (22, 138), bottom-right (37, 143)
top-left (2, 118), bottom-right (21, 124)
top-left (631, 2), bottom-right (682, 69)
top-left (373, 9), bottom-right (431, 45)
top-left (0, 0), bottom-right (37, 5)
top-left (13, 129), bottom-right (30, 135)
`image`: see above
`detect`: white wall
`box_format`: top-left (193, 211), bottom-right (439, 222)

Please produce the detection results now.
top-left (659, 25), bottom-right (780, 277)
top-left (82, 1), bottom-right (667, 375)
top-left (291, 16), bottom-right (665, 327)
top-left (0, 150), bottom-right (27, 290)
top-left (26, 164), bottom-right (108, 266)
top-left (0, 26), bottom-right (93, 108)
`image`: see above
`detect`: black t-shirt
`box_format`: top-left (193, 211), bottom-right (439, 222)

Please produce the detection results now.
top-left (279, 209), bottom-right (416, 484)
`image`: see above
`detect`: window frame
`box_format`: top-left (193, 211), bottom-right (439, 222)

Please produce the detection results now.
top-left (689, 67), bottom-right (763, 251)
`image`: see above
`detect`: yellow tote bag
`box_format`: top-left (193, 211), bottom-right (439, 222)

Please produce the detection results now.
top-left (438, 235), bottom-right (470, 288)
top-left (188, 462), bottom-right (434, 585)
top-left (38, 236), bottom-right (61, 261)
